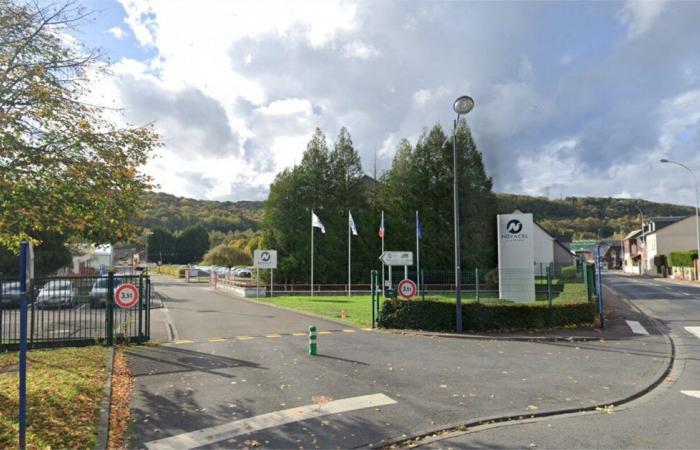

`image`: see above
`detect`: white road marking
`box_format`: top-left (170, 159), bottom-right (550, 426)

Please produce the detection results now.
top-left (145, 393), bottom-right (396, 450)
top-left (626, 320), bottom-right (649, 335)
top-left (684, 327), bottom-right (700, 339)
top-left (681, 391), bottom-right (700, 399)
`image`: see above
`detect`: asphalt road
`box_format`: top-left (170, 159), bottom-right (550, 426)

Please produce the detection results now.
top-left (126, 277), bottom-right (672, 449)
top-left (422, 273), bottom-right (700, 449)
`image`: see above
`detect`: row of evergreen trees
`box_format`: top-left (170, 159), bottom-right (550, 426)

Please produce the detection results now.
top-left (262, 121), bottom-right (497, 284)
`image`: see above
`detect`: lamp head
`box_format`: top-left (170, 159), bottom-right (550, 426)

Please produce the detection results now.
top-left (660, 158), bottom-right (669, 163)
top-left (453, 95), bottom-right (475, 115)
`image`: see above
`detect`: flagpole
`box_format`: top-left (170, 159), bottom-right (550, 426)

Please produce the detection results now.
top-left (416, 210), bottom-right (420, 293)
top-left (348, 210), bottom-right (351, 297)
top-left (381, 210), bottom-right (385, 294)
top-left (310, 210), bottom-right (314, 297)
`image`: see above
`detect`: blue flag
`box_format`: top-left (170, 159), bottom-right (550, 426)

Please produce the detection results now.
top-left (416, 212), bottom-right (422, 240)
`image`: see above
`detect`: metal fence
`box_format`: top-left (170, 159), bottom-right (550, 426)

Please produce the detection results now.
top-left (0, 274), bottom-right (151, 350)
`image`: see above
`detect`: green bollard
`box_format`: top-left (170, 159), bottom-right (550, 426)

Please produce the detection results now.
top-left (308, 325), bottom-right (317, 355)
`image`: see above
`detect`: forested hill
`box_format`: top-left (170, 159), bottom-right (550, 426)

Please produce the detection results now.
top-left (136, 190), bottom-right (694, 240)
top-left (496, 194), bottom-right (694, 239)
top-left (136, 191), bottom-right (264, 233)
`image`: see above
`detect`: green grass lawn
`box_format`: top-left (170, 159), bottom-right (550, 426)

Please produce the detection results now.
top-left (258, 282), bottom-right (591, 327)
top-left (0, 346), bottom-right (108, 448)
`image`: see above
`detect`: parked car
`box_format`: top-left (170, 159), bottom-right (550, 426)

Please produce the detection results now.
top-left (236, 269), bottom-right (253, 278)
top-left (36, 280), bottom-right (77, 309)
top-left (0, 282), bottom-right (20, 308)
top-left (88, 278), bottom-right (123, 308)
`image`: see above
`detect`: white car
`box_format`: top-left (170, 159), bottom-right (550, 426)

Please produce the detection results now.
top-left (36, 280), bottom-right (77, 309)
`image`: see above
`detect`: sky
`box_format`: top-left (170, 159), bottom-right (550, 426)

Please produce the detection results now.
top-left (75, 0), bottom-right (700, 206)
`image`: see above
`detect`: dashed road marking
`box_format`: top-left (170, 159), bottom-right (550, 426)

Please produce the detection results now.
top-left (684, 327), bottom-right (700, 339)
top-left (626, 320), bottom-right (649, 335)
top-left (168, 328), bottom-right (367, 346)
top-left (681, 390), bottom-right (700, 399)
top-left (144, 393), bottom-right (397, 450)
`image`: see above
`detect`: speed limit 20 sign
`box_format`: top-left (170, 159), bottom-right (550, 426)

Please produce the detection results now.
top-left (398, 279), bottom-right (417, 300)
top-left (114, 283), bottom-right (139, 308)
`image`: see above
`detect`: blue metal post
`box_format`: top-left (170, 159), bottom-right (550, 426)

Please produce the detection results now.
top-left (596, 246), bottom-right (605, 328)
top-left (19, 241), bottom-right (28, 449)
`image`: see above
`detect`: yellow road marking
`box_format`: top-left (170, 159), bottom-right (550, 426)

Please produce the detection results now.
top-left (318, 331), bottom-right (332, 335)
top-left (174, 340), bottom-right (194, 344)
top-left (342, 329), bottom-right (356, 333)
top-left (266, 334), bottom-right (281, 338)
top-left (236, 336), bottom-right (254, 340)
top-left (207, 338), bottom-right (226, 342)
top-left (292, 332), bottom-right (307, 336)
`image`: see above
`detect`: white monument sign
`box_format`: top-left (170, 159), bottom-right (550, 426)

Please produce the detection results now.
top-left (254, 250), bottom-right (278, 269)
top-left (497, 213), bottom-right (536, 302)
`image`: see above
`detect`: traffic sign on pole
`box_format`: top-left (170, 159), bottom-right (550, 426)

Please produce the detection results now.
top-left (379, 251), bottom-right (413, 266)
top-left (114, 283), bottom-right (139, 309)
top-left (398, 279), bottom-right (417, 300)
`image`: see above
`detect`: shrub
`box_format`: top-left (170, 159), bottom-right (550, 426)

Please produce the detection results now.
top-left (378, 299), bottom-right (595, 332)
top-left (560, 265), bottom-right (578, 281)
top-left (485, 269), bottom-right (499, 287)
top-left (668, 250), bottom-right (698, 268)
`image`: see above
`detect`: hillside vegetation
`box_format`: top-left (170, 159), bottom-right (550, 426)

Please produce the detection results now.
top-left (136, 191), bottom-right (694, 241)
top-left (136, 191), bottom-right (263, 233)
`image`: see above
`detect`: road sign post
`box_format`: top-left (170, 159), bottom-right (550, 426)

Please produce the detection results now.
top-left (254, 250), bottom-right (277, 298)
top-left (18, 240), bottom-right (32, 449)
top-left (379, 252), bottom-right (413, 293)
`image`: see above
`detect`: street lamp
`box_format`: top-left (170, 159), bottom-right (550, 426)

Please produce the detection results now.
top-left (452, 95), bottom-right (475, 333)
top-left (660, 159), bottom-right (700, 277)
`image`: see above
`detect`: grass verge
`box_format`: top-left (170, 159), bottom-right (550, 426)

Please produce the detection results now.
top-left (0, 346), bottom-right (108, 448)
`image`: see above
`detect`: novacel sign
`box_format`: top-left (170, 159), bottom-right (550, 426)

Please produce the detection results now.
top-left (497, 213), bottom-right (536, 302)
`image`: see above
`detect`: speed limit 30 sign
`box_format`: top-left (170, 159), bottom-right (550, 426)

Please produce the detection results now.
top-left (398, 279), bottom-right (417, 300)
top-left (114, 283), bottom-right (139, 308)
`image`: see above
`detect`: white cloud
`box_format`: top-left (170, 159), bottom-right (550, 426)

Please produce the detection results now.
top-left (342, 40), bottom-right (380, 60)
top-left (256, 98), bottom-right (314, 116)
top-left (108, 26), bottom-right (126, 39)
top-left (618, 0), bottom-right (668, 38)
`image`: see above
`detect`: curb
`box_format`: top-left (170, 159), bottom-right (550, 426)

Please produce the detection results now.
top-left (208, 286), bottom-right (361, 330)
top-left (381, 328), bottom-right (605, 343)
top-left (94, 346), bottom-right (115, 450)
top-left (365, 282), bottom-right (676, 449)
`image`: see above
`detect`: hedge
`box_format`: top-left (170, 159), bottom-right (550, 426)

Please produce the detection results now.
top-left (158, 264), bottom-right (187, 278)
top-left (668, 250), bottom-right (698, 268)
top-left (378, 299), bottom-right (596, 332)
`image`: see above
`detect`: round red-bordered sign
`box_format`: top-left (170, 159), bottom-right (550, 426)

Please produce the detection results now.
top-left (114, 283), bottom-right (139, 308)
top-left (398, 279), bottom-right (417, 300)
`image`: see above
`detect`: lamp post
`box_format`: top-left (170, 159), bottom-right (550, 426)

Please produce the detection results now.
top-left (452, 95), bottom-right (475, 333)
top-left (660, 159), bottom-right (700, 277)
top-left (144, 231), bottom-right (154, 272)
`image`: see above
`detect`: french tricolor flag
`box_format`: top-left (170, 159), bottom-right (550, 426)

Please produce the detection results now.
top-left (378, 213), bottom-right (385, 238)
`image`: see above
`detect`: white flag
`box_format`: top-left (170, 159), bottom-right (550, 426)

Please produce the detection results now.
top-left (312, 211), bottom-right (325, 233)
top-left (348, 211), bottom-right (358, 236)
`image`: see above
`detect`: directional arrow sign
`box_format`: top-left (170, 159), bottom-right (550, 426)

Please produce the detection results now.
top-left (379, 251), bottom-right (413, 266)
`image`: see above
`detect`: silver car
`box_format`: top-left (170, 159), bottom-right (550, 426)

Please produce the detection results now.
top-left (0, 282), bottom-right (20, 308)
top-left (36, 280), bottom-right (77, 309)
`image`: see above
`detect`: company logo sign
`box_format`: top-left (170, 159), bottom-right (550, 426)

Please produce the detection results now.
top-left (506, 219), bottom-right (523, 234)
top-left (502, 219), bottom-right (528, 241)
